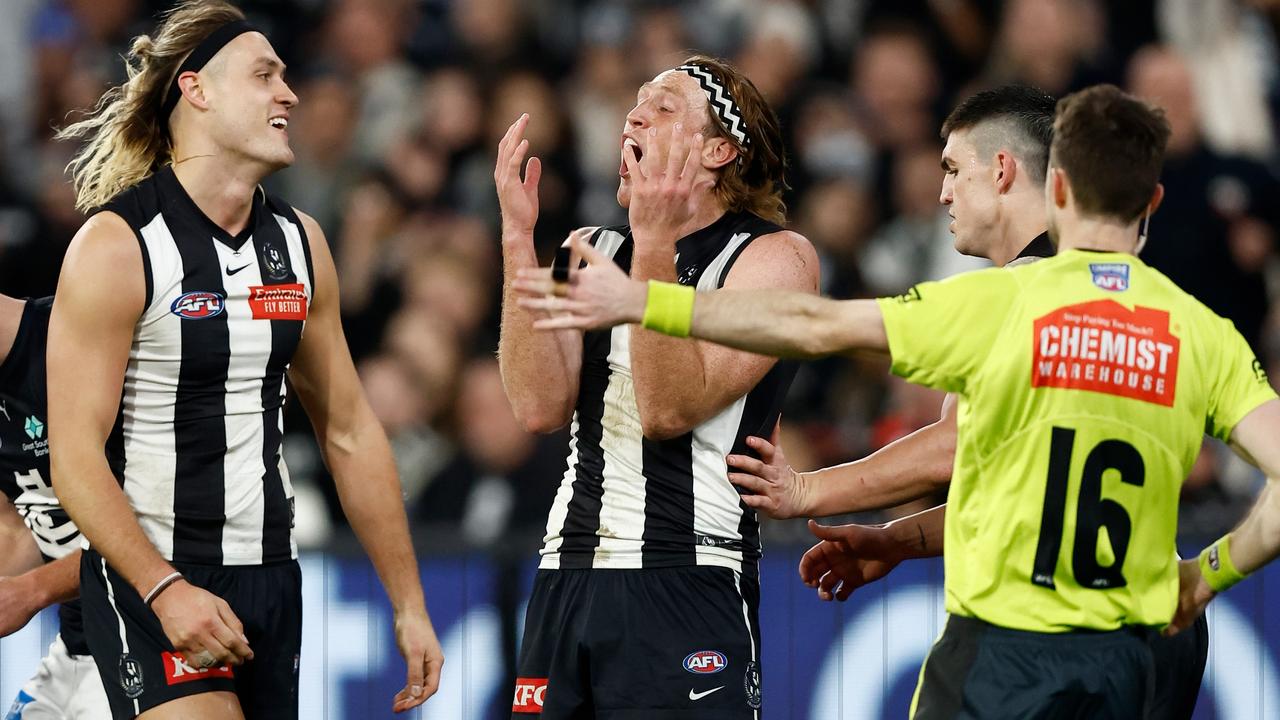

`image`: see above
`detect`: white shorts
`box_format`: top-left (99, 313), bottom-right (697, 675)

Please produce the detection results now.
top-left (4, 635), bottom-right (110, 720)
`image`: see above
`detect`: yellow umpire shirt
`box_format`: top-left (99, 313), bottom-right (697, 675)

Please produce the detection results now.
top-left (877, 249), bottom-right (1276, 632)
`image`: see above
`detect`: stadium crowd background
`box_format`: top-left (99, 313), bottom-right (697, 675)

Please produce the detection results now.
top-left (0, 0), bottom-right (1278, 561)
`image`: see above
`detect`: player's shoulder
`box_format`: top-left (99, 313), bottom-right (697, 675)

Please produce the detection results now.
top-left (727, 228), bottom-right (820, 290)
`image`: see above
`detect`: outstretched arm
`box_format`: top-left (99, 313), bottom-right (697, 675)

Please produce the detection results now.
top-left (515, 232), bottom-right (886, 359)
top-left (728, 397), bottom-right (958, 518)
top-left (798, 506), bottom-right (947, 602)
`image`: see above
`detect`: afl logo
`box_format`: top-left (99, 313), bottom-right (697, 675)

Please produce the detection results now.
top-left (170, 291), bottom-right (225, 319)
top-left (684, 650), bottom-right (728, 675)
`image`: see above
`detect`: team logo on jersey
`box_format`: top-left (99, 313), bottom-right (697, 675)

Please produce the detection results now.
top-left (263, 244), bottom-right (291, 280)
top-left (1033, 300), bottom-right (1180, 407)
top-left (161, 651), bottom-right (233, 685)
top-left (23, 416), bottom-right (42, 440)
top-left (743, 660), bottom-right (762, 709)
top-left (249, 284), bottom-right (308, 321)
top-left (170, 291), bottom-right (225, 319)
top-left (512, 677), bottom-right (548, 713)
top-left (684, 650), bottom-right (728, 674)
top-left (119, 654), bottom-right (145, 699)
top-left (1089, 263), bottom-right (1130, 292)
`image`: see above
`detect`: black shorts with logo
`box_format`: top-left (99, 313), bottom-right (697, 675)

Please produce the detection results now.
top-left (79, 548), bottom-right (302, 720)
top-left (912, 615), bottom-right (1156, 719)
top-left (513, 566), bottom-right (763, 719)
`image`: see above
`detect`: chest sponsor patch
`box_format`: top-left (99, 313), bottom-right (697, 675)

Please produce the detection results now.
top-left (249, 284), bottom-right (308, 321)
top-left (1033, 300), bottom-right (1179, 407)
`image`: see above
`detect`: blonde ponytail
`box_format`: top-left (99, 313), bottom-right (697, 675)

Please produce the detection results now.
top-left (55, 1), bottom-right (245, 212)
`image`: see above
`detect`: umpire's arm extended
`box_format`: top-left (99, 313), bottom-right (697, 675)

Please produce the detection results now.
top-left (514, 231), bottom-right (885, 359)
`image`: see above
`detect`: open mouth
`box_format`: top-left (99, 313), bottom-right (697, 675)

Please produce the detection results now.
top-left (619, 138), bottom-right (642, 177)
top-left (269, 117), bottom-right (289, 132)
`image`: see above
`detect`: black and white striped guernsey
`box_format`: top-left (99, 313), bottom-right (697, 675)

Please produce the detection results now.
top-left (0, 296), bottom-right (90, 655)
top-left (540, 211), bottom-right (798, 578)
top-left (96, 166), bottom-right (313, 566)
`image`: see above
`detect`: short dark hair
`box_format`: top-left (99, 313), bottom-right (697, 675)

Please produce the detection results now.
top-left (941, 85), bottom-right (1056, 181)
top-left (1050, 84), bottom-right (1171, 222)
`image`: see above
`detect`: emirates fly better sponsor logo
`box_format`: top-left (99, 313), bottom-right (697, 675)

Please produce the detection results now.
top-left (1033, 300), bottom-right (1179, 406)
top-left (249, 284), bottom-right (308, 321)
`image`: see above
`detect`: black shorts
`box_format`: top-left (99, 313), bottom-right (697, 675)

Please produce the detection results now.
top-left (79, 548), bottom-right (302, 720)
top-left (1148, 612), bottom-right (1209, 720)
top-left (912, 615), bottom-right (1155, 719)
top-left (514, 567), bottom-right (763, 719)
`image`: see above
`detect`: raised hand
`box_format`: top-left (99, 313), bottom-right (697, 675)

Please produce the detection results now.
top-left (513, 230), bottom-right (647, 331)
top-left (726, 421), bottom-right (811, 519)
top-left (391, 609), bottom-right (445, 713)
top-left (495, 113), bottom-right (542, 238)
top-left (1163, 558), bottom-right (1215, 637)
top-left (624, 123), bottom-right (708, 248)
top-left (798, 521), bottom-right (904, 602)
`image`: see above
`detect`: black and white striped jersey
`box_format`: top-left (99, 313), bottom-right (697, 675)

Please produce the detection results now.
top-left (0, 295), bottom-right (89, 654)
top-left (540, 211), bottom-right (798, 578)
top-left (97, 167), bottom-right (313, 566)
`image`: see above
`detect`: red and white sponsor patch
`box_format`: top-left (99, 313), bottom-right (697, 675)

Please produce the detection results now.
top-left (512, 677), bottom-right (548, 714)
top-left (249, 284), bottom-right (308, 321)
top-left (161, 651), bottom-right (234, 685)
top-left (1032, 300), bottom-right (1180, 407)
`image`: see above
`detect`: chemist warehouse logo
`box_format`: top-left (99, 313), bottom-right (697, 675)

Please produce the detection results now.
top-left (1033, 300), bottom-right (1179, 407)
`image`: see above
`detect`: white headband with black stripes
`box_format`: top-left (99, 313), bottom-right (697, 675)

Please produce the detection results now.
top-left (676, 63), bottom-right (751, 148)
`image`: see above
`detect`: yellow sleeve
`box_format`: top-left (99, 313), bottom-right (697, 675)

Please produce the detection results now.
top-left (1205, 316), bottom-right (1277, 441)
top-left (876, 267), bottom-right (1016, 394)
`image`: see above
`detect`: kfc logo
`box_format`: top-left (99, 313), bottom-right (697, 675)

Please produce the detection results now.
top-left (512, 677), bottom-right (548, 714)
top-left (162, 652), bottom-right (233, 685)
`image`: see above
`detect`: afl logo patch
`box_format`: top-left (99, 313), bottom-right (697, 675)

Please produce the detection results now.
top-left (170, 291), bottom-right (225, 319)
top-left (1089, 263), bottom-right (1129, 292)
top-left (684, 650), bottom-right (728, 674)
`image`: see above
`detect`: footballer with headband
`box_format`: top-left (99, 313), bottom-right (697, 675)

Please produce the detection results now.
top-left (495, 55), bottom-right (819, 717)
top-left (48, 2), bottom-right (443, 717)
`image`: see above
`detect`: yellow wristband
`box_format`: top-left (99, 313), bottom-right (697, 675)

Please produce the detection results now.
top-left (641, 281), bottom-right (695, 338)
top-left (1199, 535), bottom-right (1246, 593)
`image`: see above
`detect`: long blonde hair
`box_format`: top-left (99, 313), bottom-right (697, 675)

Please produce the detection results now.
top-left (56, 1), bottom-right (245, 212)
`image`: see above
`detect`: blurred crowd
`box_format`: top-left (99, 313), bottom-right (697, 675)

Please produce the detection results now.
top-left (1, 0), bottom-right (1279, 555)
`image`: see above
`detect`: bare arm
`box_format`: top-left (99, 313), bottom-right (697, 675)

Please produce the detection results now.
top-left (49, 212), bottom-right (252, 668)
top-left (628, 231), bottom-right (819, 439)
top-left (1218, 399), bottom-right (1280, 574)
top-left (797, 505), bottom-right (946, 602)
top-left (47, 213), bottom-right (174, 598)
top-left (517, 237), bottom-right (888, 359)
top-left (729, 395), bottom-right (959, 519)
top-left (0, 550), bottom-right (81, 637)
top-left (802, 396), bottom-right (957, 515)
top-left (288, 212), bottom-right (442, 712)
top-left (495, 114), bottom-right (582, 433)
top-left (1169, 399), bottom-right (1280, 634)
top-left (0, 499), bottom-right (40, 577)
